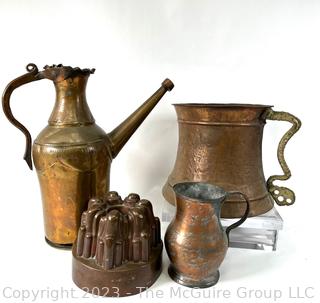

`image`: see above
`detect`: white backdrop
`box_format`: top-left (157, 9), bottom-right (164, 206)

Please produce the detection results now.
top-left (0, 1), bottom-right (318, 302)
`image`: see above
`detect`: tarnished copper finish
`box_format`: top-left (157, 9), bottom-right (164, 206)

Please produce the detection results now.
top-left (165, 182), bottom-right (249, 288)
top-left (162, 104), bottom-right (301, 218)
top-left (72, 191), bottom-right (163, 297)
top-left (2, 64), bottom-right (174, 247)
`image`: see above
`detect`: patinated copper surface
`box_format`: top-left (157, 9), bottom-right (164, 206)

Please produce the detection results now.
top-left (165, 182), bottom-right (249, 288)
top-left (2, 64), bottom-right (174, 247)
top-left (162, 104), bottom-right (301, 218)
top-left (72, 191), bottom-right (162, 297)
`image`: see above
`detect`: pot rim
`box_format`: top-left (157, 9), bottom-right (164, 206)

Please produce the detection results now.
top-left (173, 103), bottom-right (273, 108)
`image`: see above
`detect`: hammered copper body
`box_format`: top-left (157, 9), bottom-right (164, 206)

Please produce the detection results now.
top-left (162, 104), bottom-right (301, 218)
top-left (165, 182), bottom-right (249, 288)
top-left (2, 64), bottom-right (174, 247)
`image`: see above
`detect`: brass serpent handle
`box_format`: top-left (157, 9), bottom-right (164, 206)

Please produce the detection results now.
top-left (2, 63), bottom-right (43, 170)
top-left (265, 108), bottom-right (302, 206)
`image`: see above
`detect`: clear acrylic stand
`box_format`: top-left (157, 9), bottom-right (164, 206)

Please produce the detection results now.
top-left (162, 200), bottom-right (283, 251)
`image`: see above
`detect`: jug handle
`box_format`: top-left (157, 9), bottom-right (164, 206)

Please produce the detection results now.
top-left (2, 64), bottom-right (44, 170)
top-left (225, 191), bottom-right (250, 243)
top-left (264, 109), bottom-right (302, 206)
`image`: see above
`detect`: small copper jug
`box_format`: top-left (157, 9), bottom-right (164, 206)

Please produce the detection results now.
top-left (165, 182), bottom-right (249, 288)
top-left (163, 104), bottom-right (301, 218)
top-left (2, 63), bottom-right (174, 247)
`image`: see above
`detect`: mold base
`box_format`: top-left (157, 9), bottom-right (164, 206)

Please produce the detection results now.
top-left (72, 242), bottom-right (163, 297)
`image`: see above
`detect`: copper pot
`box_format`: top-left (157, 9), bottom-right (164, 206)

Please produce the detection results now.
top-left (165, 182), bottom-right (249, 288)
top-left (163, 104), bottom-right (301, 218)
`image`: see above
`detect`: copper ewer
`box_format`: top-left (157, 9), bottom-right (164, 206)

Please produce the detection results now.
top-left (165, 182), bottom-right (250, 288)
top-left (2, 63), bottom-right (174, 247)
top-left (163, 104), bottom-right (301, 218)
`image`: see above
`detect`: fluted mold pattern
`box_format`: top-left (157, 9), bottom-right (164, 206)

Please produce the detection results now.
top-left (75, 191), bottom-right (161, 269)
top-left (72, 191), bottom-right (163, 296)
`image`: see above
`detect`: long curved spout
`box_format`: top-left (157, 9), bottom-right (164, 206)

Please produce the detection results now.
top-left (108, 78), bottom-right (174, 158)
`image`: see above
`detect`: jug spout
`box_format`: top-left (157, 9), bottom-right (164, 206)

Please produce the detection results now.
top-left (108, 79), bottom-right (174, 158)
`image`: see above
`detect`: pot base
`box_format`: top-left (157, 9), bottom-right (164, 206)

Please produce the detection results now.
top-left (168, 265), bottom-right (220, 288)
top-left (221, 196), bottom-right (274, 218)
top-left (45, 237), bottom-right (72, 250)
